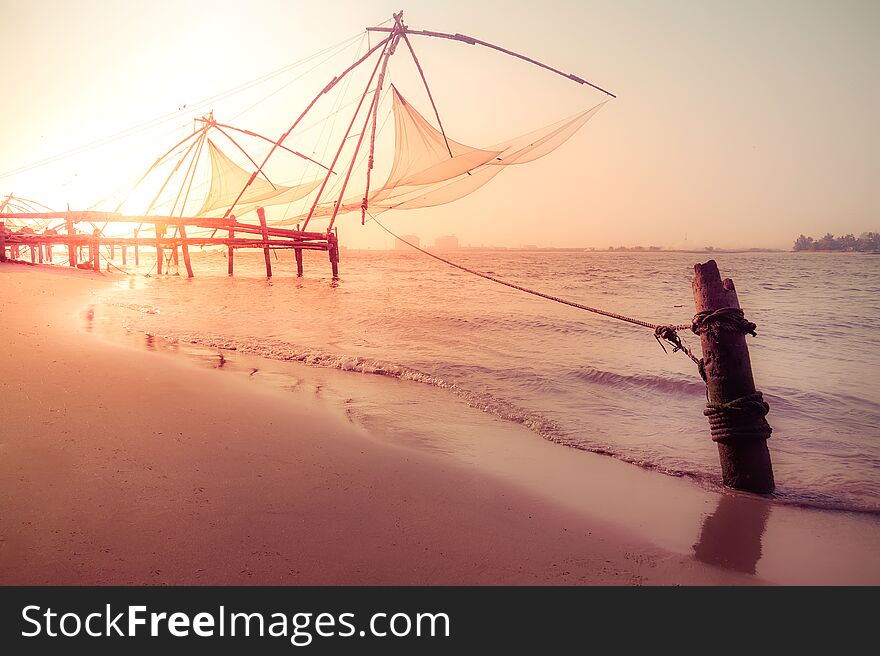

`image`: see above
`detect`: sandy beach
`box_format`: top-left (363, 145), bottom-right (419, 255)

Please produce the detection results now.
top-left (1, 262), bottom-right (878, 585)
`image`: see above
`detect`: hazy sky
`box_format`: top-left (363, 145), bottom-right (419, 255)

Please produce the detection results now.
top-left (1, 0), bottom-right (877, 249)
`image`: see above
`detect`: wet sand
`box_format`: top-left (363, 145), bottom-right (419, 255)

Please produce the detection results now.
top-left (1, 262), bottom-right (877, 585)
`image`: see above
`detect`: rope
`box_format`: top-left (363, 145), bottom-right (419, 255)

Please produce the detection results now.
top-left (369, 215), bottom-right (703, 366)
top-left (692, 307), bottom-right (757, 338)
top-left (704, 391), bottom-right (772, 443)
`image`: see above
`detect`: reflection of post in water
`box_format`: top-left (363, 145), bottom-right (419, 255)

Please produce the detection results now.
top-left (693, 494), bottom-right (772, 575)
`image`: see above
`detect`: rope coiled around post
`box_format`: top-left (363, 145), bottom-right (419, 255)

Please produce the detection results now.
top-left (704, 391), bottom-right (772, 443)
top-left (691, 307), bottom-right (757, 338)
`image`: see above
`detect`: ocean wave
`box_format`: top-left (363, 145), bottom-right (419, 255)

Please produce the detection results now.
top-left (570, 366), bottom-right (706, 396)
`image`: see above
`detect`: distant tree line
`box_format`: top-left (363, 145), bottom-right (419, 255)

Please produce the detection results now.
top-left (793, 232), bottom-right (880, 252)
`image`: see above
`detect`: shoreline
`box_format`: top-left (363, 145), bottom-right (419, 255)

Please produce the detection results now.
top-left (2, 263), bottom-right (878, 585)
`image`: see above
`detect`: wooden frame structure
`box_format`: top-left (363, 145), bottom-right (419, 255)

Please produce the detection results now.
top-left (0, 211), bottom-right (334, 277)
top-left (1, 11), bottom-right (612, 280)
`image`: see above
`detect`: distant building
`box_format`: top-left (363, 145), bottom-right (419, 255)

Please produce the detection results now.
top-left (395, 234), bottom-right (419, 250)
top-left (434, 235), bottom-right (459, 250)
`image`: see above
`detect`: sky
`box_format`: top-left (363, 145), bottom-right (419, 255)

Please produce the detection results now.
top-left (0, 0), bottom-right (877, 249)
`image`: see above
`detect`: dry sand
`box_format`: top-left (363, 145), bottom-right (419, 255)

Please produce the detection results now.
top-left (1, 262), bottom-right (877, 585)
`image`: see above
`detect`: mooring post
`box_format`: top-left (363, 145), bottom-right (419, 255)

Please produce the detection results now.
top-left (257, 207), bottom-right (272, 278)
top-left (38, 242), bottom-right (44, 264)
top-left (692, 260), bottom-right (774, 494)
top-left (0, 221), bottom-right (6, 262)
top-left (66, 216), bottom-right (76, 267)
top-left (328, 231), bottom-right (339, 278)
top-left (121, 245), bottom-right (127, 265)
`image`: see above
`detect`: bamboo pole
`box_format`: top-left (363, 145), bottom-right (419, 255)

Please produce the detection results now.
top-left (302, 37), bottom-right (391, 231)
top-left (692, 260), bottom-right (774, 493)
top-left (257, 207), bottom-right (272, 278)
top-left (224, 35), bottom-right (392, 219)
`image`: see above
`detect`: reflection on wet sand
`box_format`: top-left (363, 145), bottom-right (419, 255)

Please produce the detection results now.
top-left (694, 493), bottom-right (772, 575)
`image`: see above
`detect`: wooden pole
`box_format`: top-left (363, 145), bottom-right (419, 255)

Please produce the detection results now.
top-left (90, 229), bottom-right (100, 271)
top-left (0, 222), bottom-right (6, 262)
top-left (692, 260), bottom-right (774, 494)
top-left (257, 207), bottom-right (272, 278)
top-left (295, 246), bottom-right (304, 277)
top-left (121, 245), bottom-right (127, 265)
top-left (227, 225), bottom-right (235, 276)
top-left (134, 229), bottom-right (140, 266)
top-left (65, 216), bottom-right (76, 266)
top-left (38, 242), bottom-right (43, 263)
top-left (328, 231), bottom-right (339, 278)
top-left (179, 225), bottom-right (194, 278)
top-left (155, 223), bottom-right (164, 275)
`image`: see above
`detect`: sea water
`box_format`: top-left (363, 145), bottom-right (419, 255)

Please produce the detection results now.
top-left (94, 249), bottom-right (880, 515)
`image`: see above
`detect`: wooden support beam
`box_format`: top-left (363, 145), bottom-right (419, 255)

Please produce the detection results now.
top-left (121, 245), bottom-right (127, 265)
top-left (134, 230), bottom-right (140, 266)
top-left (179, 224), bottom-right (194, 278)
top-left (295, 246), bottom-right (303, 277)
top-left (156, 223), bottom-right (165, 275)
top-left (90, 231), bottom-right (100, 271)
top-left (228, 225), bottom-right (235, 276)
top-left (0, 222), bottom-right (6, 262)
top-left (692, 260), bottom-right (774, 494)
top-left (328, 231), bottom-right (339, 278)
top-left (66, 218), bottom-right (76, 267)
top-left (257, 207), bottom-right (272, 278)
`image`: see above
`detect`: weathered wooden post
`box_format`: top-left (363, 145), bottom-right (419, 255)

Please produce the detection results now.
top-left (0, 221), bottom-right (6, 262)
top-left (90, 229), bottom-right (100, 271)
top-left (227, 222), bottom-right (235, 276)
top-left (257, 207), bottom-right (272, 278)
top-left (179, 225), bottom-right (194, 278)
top-left (134, 229), bottom-right (140, 266)
top-left (294, 222), bottom-right (304, 277)
top-left (328, 230), bottom-right (339, 278)
top-left (66, 216), bottom-right (76, 267)
top-left (121, 245), bottom-right (127, 265)
top-left (295, 246), bottom-right (304, 276)
top-left (155, 223), bottom-right (165, 275)
top-left (692, 260), bottom-right (774, 493)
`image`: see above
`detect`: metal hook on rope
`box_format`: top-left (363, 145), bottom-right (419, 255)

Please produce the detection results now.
top-left (654, 325), bottom-right (706, 381)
